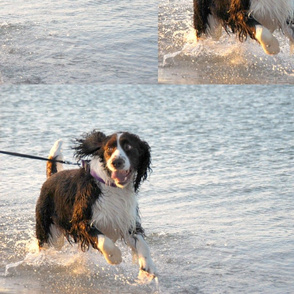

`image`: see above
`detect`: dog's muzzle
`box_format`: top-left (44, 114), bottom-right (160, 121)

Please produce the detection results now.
top-left (111, 157), bottom-right (125, 169)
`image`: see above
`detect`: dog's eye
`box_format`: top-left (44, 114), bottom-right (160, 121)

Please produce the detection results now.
top-left (124, 143), bottom-right (132, 151)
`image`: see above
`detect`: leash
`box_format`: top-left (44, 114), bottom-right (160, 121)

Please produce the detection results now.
top-left (0, 150), bottom-right (79, 166)
top-left (0, 151), bottom-right (117, 186)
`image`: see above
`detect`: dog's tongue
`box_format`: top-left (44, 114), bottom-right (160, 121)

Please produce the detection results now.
top-left (111, 170), bottom-right (128, 182)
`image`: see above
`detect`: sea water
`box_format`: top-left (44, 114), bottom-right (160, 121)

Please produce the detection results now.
top-left (159, 0), bottom-right (294, 84)
top-left (0, 0), bottom-right (157, 84)
top-left (0, 85), bottom-right (294, 293)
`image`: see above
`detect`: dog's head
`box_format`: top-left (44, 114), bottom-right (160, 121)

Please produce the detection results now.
top-left (73, 130), bottom-right (151, 191)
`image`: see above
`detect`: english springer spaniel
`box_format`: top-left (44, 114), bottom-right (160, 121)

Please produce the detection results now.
top-left (193, 0), bottom-right (294, 54)
top-left (36, 130), bottom-right (157, 278)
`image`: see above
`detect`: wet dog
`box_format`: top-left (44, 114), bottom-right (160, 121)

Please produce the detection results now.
top-left (36, 130), bottom-right (157, 277)
top-left (193, 0), bottom-right (294, 54)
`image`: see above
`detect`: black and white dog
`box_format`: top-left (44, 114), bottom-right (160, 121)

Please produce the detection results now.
top-left (36, 130), bottom-right (157, 277)
top-left (193, 0), bottom-right (294, 54)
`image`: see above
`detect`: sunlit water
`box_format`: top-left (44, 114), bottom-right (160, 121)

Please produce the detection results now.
top-left (0, 1), bottom-right (157, 84)
top-left (159, 0), bottom-right (294, 84)
top-left (1, 85), bottom-right (294, 293)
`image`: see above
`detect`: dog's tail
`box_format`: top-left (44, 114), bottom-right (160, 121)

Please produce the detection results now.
top-left (46, 139), bottom-right (64, 178)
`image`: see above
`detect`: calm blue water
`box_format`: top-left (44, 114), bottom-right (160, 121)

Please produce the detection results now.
top-left (0, 85), bottom-right (294, 293)
top-left (159, 0), bottom-right (294, 84)
top-left (0, 1), bottom-right (157, 84)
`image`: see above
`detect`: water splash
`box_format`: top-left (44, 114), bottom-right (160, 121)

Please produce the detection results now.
top-left (159, 1), bottom-right (294, 84)
top-left (4, 238), bottom-right (88, 277)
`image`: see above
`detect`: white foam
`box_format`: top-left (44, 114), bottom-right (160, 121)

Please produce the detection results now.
top-left (161, 26), bottom-right (294, 81)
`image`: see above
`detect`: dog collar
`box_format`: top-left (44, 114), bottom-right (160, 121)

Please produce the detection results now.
top-left (90, 169), bottom-right (117, 188)
top-left (82, 160), bottom-right (117, 188)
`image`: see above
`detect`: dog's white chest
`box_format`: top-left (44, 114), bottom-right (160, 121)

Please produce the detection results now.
top-left (91, 185), bottom-right (137, 242)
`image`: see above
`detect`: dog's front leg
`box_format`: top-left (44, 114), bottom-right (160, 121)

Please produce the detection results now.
top-left (97, 234), bottom-right (122, 265)
top-left (254, 25), bottom-right (280, 55)
top-left (128, 234), bottom-right (157, 277)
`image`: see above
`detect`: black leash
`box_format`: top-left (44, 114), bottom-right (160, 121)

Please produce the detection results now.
top-left (0, 150), bottom-right (79, 166)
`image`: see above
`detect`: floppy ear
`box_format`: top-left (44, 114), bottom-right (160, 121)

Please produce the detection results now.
top-left (134, 140), bottom-right (152, 192)
top-left (72, 130), bottom-right (106, 160)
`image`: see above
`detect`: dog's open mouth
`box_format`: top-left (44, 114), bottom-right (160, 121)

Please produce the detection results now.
top-left (111, 169), bottom-right (132, 186)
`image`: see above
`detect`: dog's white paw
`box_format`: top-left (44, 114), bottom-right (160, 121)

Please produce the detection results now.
top-left (137, 257), bottom-right (158, 284)
top-left (138, 256), bottom-right (157, 277)
top-left (255, 25), bottom-right (280, 55)
top-left (97, 235), bottom-right (122, 265)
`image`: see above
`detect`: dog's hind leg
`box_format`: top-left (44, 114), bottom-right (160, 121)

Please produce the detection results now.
top-left (48, 224), bottom-right (65, 250)
top-left (207, 14), bottom-right (222, 40)
top-left (36, 191), bottom-right (55, 249)
top-left (36, 208), bottom-right (52, 249)
top-left (193, 0), bottom-right (211, 39)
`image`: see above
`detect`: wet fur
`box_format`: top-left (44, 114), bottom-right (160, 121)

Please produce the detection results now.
top-left (36, 131), bottom-right (152, 254)
top-left (194, 0), bottom-right (255, 41)
top-left (72, 130), bottom-right (151, 192)
top-left (193, 0), bottom-right (294, 54)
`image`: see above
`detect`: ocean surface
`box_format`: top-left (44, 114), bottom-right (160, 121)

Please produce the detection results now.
top-left (1, 85), bottom-right (294, 294)
top-left (0, 1), bottom-right (157, 84)
top-left (159, 0), bottom-right (294, 84)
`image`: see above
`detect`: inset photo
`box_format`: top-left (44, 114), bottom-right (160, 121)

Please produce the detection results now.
top-left (159, 0), bottom-right (294, 84)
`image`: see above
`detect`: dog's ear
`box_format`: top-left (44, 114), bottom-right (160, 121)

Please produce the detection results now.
top-left (73, 130), bottom-right (106, 160)
top-left (134, 139), bottom-right (152, 192)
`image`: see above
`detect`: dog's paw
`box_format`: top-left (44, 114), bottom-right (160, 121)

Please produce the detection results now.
top-left (138, 256), bottom-right (157, 277)
top-left (137, 258), bottom-right (158, 284)
top-left (255, 25), bottom-right (280, 55)
top-left (104, 244), bottom-right (122, 265)
top-left (98, 235), bottom-right (122, 265)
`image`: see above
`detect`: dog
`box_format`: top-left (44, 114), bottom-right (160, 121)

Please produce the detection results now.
top-left (193, 0), bottom-right (294, 55)
top-left (36, 130), bottom-right (157, 277)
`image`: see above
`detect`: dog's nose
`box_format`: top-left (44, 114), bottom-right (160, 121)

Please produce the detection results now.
top-left (112, 158), bottom-right (124, 169)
